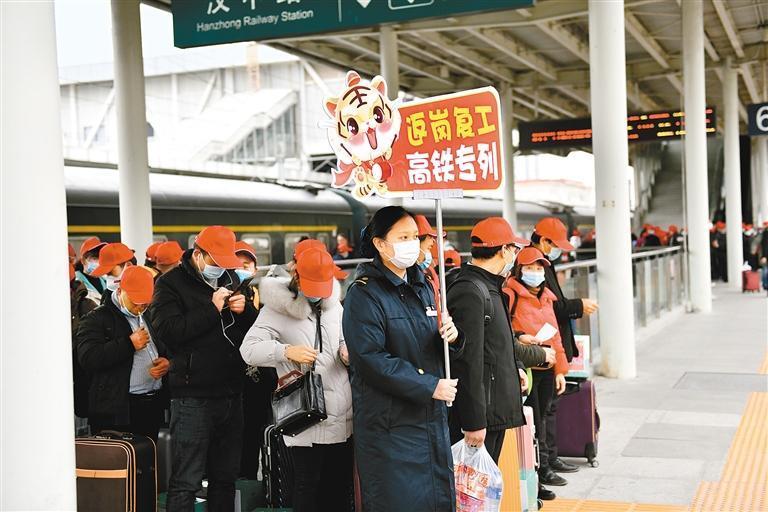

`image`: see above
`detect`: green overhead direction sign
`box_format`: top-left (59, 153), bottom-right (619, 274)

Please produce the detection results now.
top-left (172, 0), bottom-right (535, 48)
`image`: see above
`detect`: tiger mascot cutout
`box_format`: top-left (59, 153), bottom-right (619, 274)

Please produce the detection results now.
top-left (324, 71), bottom-right (401, 198)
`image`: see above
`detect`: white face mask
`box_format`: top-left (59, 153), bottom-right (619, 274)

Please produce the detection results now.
top-left (384, 239), bottom-right (421, 270)
top-left (499, 246), bottom-right (517, 276)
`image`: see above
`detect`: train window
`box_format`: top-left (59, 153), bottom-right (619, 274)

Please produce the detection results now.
top-left (187, 235), bottom-right (197, 249)
top-left (240, 234), bottom-right (271, 265)
top-left (316, 233), bottom-right (330, 248)
top-left (445, 232), bottom-right (460, 251)
top-left (153, 235), bottom-right (168, 243)
top-left (284, 233), bottom-right (312, 262)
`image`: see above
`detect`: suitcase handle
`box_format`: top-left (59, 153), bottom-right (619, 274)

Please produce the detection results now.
top-left (276, 370), bottom-right (303, 390)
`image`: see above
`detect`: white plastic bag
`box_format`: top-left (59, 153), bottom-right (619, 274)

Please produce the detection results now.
top-left (452, 440), bottom-right (503, 512)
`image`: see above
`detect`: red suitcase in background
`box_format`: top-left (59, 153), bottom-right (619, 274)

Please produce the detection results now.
top-left (555, 379), bottom-right (600, 467)
top-left (742, 270), bottom-right (761, 292)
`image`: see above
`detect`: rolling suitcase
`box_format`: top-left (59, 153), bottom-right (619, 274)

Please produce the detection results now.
top-left (75, 431), bottom-right (157, 512)
top-left (742, 270), bottom-right (760, 292)
top-left (157, 428), bottom-right (171, 493)
top-left (514, 405), bottom-right (539, 511)
top-left (556, 379), bottom-right (600, 467)
top-left (261, 424), bottom-right (294, 508)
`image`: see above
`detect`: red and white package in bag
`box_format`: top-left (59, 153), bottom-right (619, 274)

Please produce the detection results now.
top-left (452, 440), bottom-right (503, 512)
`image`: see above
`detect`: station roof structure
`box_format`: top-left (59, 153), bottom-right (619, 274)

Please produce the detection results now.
top-left (150, 0), bottom-right (767, 125)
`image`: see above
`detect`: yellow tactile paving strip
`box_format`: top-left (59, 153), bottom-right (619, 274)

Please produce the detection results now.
top-left (538, 393), bottom-right (767, 512)
top-left (544, 499), bottom-right (687, 511)
top-left (689, 392), bottom-right (768, 512)
top-left (758, 352), bottom-right (768, 374)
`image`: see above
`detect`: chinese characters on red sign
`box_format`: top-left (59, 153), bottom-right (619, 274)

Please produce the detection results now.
top-left (386, 88), bottom-right (504, 196)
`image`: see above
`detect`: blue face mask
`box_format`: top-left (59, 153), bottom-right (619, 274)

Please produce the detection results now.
top-left (235, 269), bottom-right (253, 282)
top-left (84, 260), bottom-right (98, 275)
top-left (105, 275), bottom-right (119, 292)
top-left (306, 296), bottom-right (322, 303)
top-left (548, 247), bottom-right (562, 261)
top-left (197, 252), bottom-right (225, 280)
top-left (417, 250), bottom-right (433, 271)
top-left (521, 270), bottom-right (546, 288)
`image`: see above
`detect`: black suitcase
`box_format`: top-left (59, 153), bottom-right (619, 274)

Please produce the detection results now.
top-left (261, 424), bottom-right (294, 508)
top-left (157, 428), bottom-right (172, 493)
top-left (75, 431), bottom-right (157, 512)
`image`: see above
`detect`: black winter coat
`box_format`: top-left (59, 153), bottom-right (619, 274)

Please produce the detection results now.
top-left (71, 280), bottom-right (97, 418)
top-left (543, 260), bottom-right (583, 362)
top-left (342, 259), bottom-right (463, 512)
top-left (447, 264), bottom-right (526, 433)
top-left (149, 250), bottom-right (258, 398)
top-left (76, 299), bottom-right (166, 423)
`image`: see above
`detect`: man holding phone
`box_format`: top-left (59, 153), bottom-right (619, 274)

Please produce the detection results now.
top-left (150, 226), bottom-right (258, 512)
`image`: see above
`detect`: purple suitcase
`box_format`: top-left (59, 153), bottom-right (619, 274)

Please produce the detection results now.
top-left (555, 379), bottom-right (599, 467)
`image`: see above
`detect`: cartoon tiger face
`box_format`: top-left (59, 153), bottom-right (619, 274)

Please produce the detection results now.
top-left (324, 71), bottom-right (401, 167)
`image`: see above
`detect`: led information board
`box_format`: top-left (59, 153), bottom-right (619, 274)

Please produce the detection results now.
top-left (519, 108), bottom-right (717, 150)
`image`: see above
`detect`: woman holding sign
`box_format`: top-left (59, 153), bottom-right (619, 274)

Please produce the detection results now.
top-left (342, 206), bottom-right (462, 512)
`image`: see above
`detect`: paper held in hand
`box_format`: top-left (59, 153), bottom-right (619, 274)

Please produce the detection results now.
top-left (535, 322), bottom-right (558, 342)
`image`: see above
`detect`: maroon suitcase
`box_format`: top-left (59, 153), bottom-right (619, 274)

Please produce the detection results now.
top-left (742, 270), bottom-right (760, 292)
top-left (555, 379), bottom-right (599, 467)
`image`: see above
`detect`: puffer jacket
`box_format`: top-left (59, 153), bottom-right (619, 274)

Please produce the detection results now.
top-left (505, 278), bottom-right (569, 376)
top-left (240, 276), bottom-right (352, 448)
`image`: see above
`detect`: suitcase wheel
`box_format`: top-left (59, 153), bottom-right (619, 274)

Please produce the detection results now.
top-left (586, 442), bottom-right (598, 467)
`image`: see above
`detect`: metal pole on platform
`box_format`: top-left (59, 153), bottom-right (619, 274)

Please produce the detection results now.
top-left (500, 83), bottom-right (518, 228)
top-left (1, 2), bottom-right (77, 508)
top-left (111, 0), bottom-right (154, 260)
top-left (757, 138), bottom-right (768, 223)
top-left (435, 198), bottom-right (451, 405)
top-left (380, 25), bottom-right (403, 207)
top-left (588, 0), bottom-right (637, 379)
top-left (682, 0), bottom-right (713, 312)
top-left (723, 61), bottom-right (744, 288)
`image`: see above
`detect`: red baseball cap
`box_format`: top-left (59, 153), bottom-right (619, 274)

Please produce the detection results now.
top-left (155, 241), bottom-right (184, 266)
top-left (80, 236), bottom-right (107, 257)
top-left (145, 241), bottom-right (163, 263)
top-left (294, 239), bottom-right (326, 260)
top-left (517, 247), bottom-right (551, 267)
top-left (414, 215), bottom-right (446, 238)
top-left (471, 217), bottom-right (529, 248)
top-left (69, 262), bottom-right (75, 281)
top-left (668, 224), bottom-right (679, 233)
top-left (296, 248), bottom-right (336, 299)
top-left (235, 241), bottom-right (258, 263)
top-left (715, 221), bottom-right (726, 229)
top-left (444, 249), bottom-right (462, 268)
top-left (336, 241), bottom-right (352, 253)
top-left (195, 226), bottom-right (241, 269)
top-left (534, 217), bottom-right (575, 251)
top-left (68, 243), bottom-right (76, 260)
top-left (119, 266), bottom-right (154, 305)
top-left (91, 243), bottom-right (135, 277)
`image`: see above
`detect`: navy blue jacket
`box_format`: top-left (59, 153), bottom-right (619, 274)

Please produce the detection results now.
top-left (343, 259), bottom-right (463, 512)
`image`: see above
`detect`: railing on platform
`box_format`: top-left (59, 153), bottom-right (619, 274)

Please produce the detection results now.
top-left (255, 247), bottom-right (687, 366)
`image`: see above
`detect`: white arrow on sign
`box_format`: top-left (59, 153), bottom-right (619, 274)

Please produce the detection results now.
top-left (357, 0), bottom-right (372, 7)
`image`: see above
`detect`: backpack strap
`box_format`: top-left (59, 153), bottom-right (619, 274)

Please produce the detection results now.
top-left (447, 273), bottom-right (493, 325)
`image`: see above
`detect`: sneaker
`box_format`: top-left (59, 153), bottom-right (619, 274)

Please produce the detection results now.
top-left (550, 458), bottom-right (580, 473)
top-left (539, 468), bottom-right (568, 486)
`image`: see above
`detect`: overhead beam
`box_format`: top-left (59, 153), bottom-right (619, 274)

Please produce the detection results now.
top-left (398, 36), bottom-right (489, 82)
top-left (415, 31), bottom-right (516, 84)
top-left (624, 12), bottom-right (682, 93)
top-left (331, 36), bottom-right (451, 84)
top-left (711, 0), bottom-right (745, 58)
top-left (465, 28), bottom-right (557, 80)
top-left (740, 63), bottom-right (760, 103)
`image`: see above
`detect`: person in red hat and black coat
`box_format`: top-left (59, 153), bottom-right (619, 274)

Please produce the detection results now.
top-left (76, 266), bottom-right (170, 440)
top-left (447, 217), bottom-right (530, 463)
top-left (530, 217), bottom-right (598, 482)
top-left (149, 226), bottom-right (258, 512)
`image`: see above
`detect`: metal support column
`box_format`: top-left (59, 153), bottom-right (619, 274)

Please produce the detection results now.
top-left (1, 2), bottom-right (77, 508)
top-left (682, 0), bottom-right (713, 312)
top-left (111, 0), bottom-right (154, 259)
top-left (501, 83), bottom-right (518, 228)
top-left (588, 0), bottom-right (637, 379)
top-left (723, 62), bottom-right (743, 287)
top-left (380, 25), bottom-right (402, 205)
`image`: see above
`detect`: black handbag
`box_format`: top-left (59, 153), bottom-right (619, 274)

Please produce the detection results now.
top-left (271, 304), bottom-right (327, 437)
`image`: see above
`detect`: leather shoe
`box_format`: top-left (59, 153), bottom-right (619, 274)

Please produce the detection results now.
top-left (539, 468), bottom-right (568, 486)
top-left (538, 486), bottom-right (556, 500)
top-left (551, 458), bottom-right (580, 473)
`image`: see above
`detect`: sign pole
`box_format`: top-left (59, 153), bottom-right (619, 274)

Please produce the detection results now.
top-left (413, 188), bottom-right (463, 406)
